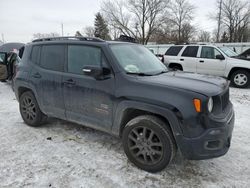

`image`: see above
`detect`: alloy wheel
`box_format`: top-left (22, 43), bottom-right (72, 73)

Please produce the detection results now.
top-left (21, 96), bottom-right (37, 121)
top-left (128, 126), bottom-right (163, 165)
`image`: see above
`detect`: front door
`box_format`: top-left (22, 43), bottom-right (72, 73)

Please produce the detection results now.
top-left (63, 45), bottom-right (114, 131)
top-left (197, 46), bottom-right (227, 76)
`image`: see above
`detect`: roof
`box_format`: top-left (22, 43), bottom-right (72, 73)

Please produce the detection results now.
top-left (31, 36), bottom-right (136, 45)
top-left (32, 36), bottom-right (104, 43)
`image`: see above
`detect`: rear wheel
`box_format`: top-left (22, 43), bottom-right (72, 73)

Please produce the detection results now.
top-left (19, 91), bottom-right (45, 127)
top-left (230, 70), bottom-right (250, 88)
top-left (122, 115), bottom-right (176, 172)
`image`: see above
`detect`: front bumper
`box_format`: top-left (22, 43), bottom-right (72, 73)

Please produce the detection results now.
top-left (177, 106), bottom-right (235, 160)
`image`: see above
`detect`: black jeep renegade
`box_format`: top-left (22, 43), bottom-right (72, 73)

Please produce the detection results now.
top-left (13, 37), bottom-right (234, 172)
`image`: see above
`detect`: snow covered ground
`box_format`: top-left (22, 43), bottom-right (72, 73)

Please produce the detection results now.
top-left (0, 82), bottom-right (249, 188)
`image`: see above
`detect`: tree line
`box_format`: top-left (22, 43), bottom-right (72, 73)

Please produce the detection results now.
top-left (33, 0), bottom-right (250, 44)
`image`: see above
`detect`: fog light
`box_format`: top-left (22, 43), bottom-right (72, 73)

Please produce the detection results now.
top-left (208, 97), bottom-right (213, 113)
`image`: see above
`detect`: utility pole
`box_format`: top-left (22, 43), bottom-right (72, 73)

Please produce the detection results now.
top-left (61, 23), bottom-right (64, 36)
top-left (216, 0), bottom-right (223, 42)
top-left (1, 33), bottom-right (5, 43)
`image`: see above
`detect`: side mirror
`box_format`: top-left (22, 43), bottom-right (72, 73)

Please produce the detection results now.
top-left (82, 65), bottom-right (111, 80)
top-left (216, 54), bottom-right (225, 60)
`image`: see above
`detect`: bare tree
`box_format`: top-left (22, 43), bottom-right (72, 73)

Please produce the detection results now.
top-left (212, 0), bottom-right (250, 42)
top-left (101, 0), bottom-right (168, 44)
top-left (83, 26), bottom-right (95, 37)
top-left (33, 32), bottom-right (60, 39)
top-left (167, 0), bottom-right (195, 43)
top-left (181, 23), bottom-right (196, 42)
top-left (198, 30), bottom-right (211, 42)
top-left (222, 0), bottom-right (250, 42)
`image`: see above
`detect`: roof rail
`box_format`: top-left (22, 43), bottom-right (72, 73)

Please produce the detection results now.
top-left (32, 36), bottom-right (104, 43)
top-left (174, 42), bottom-right (209, 45)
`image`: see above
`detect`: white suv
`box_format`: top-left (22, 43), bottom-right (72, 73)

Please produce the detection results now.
top-left (164, 44), bottom-right (250, 88)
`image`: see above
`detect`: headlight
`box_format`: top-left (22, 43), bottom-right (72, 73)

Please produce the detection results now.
top-left (207, 97), bottom-right (213, 113)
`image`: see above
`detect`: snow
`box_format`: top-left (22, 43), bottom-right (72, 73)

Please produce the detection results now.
top-left (0, 82), bottom-right (249, 188)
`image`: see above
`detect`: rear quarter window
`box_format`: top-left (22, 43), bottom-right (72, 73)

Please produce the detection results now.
top-left (30, 45), bottom-right (41, 64)
top-left (165, 46), bottom-right (183, 56)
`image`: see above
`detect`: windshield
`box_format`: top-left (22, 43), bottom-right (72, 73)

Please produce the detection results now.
top-left (110, 44), bottom-right (167, 75)
top-left (219, 47), bottom-right (238, 57)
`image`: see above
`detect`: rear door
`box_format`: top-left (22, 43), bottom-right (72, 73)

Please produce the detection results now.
top-left (179, 46), bottom-right (199, 72)
top-left (63, 45), bottom-right (115, 131)
top-left (164, 46), bottom-right (183, 65)
top-left (30, 44), bottom-right (66, 119)
top-left (197, 46), bottom-right (227, 76)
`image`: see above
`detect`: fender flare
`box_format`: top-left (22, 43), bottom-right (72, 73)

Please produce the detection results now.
top-left (111, 100), bottom-right (183, 140)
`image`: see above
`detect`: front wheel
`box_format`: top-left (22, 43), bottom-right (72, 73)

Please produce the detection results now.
top-left (122, 115), bottom-right (176, 172)
top-left (230, 70), bottom-right (250, 88)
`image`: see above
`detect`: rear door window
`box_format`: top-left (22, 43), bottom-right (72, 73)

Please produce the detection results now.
top-left (40, 45), bottom-right (65, 72)
top-left (181, 46), bottom-right (199, 57)
top-left (165, 46), bottom-right (183, 56)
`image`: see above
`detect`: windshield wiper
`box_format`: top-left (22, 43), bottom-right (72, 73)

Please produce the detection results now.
top-left (126, 72), bottom-right (154, 76)
top-left (152, 70), bottom-right (168, 76)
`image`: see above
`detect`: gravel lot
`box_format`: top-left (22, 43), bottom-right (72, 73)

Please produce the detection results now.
top-left (0, 82), bottom-right (249, 188)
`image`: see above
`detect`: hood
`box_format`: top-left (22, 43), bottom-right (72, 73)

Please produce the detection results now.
top-left (229, 56), bottom-right (250, 65)
top-left (138, 71), bottom-right (229, 96)
top-left (239, 48), bottom-right (250, 56)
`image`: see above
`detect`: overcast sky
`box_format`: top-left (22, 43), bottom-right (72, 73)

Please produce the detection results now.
top-left (0, 0), bottom-right (217, 43)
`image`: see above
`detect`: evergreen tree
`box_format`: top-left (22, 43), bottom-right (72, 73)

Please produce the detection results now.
top-left (94, 12), bottom-right (110, 40)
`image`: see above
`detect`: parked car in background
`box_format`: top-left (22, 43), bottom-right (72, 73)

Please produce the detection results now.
top-left (146, 44), bottom-right (173, 63)
top-left (0, 52), bottom-right (8, 81)
top-left (14, 37), bottom-right (234, 172)
top-left (0, 42), bottom-right (24, 53)
top-left (164, 44), bottom-right (250, 88)
top-left (236, 48), bottom-right (250, 61)
top-left (0, 51), bottom-right (22, 82)
top-left (0, 43), bottom-right (24, 82)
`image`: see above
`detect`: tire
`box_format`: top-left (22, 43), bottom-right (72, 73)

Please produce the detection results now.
top-left (230, 70), bottom-right (250, 88)
top-left (19, 91), bottom-right (45, 127)
top-left (122, 115), bottom-right (176, 172)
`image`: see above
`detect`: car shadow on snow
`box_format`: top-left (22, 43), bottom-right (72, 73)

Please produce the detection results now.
top-left (34, 117), bottom-right (222, 185)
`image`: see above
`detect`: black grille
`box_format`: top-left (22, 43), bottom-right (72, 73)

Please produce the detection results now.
top-left (221, 89), bottom-right (229, 110)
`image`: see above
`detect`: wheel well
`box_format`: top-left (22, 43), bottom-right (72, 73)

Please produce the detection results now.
top-left (119, 108), bottom-right (173, 138)
top-left (168, 63), bottom-right (183, 70)
top-left (228, 67), bottom-right (250, 79)
top-left (18, 87), bottom-right (32, 99)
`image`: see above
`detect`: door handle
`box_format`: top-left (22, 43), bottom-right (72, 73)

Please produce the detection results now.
top-left (180, 59), bottom-right (184, 61)
top-left (32, 72), bottom-right (41, 78)
top-left (199, 60), bottom-right (204, 63)
top-left (82, 68), bottom-right (91, 73)
top-left (63, 79), bottom-right (76, 86)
